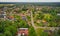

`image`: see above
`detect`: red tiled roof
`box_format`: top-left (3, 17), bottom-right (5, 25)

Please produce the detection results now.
top-left (9, 16), bottom-right (14, 19)
top-left (18, 28), bottom-right (28, 35)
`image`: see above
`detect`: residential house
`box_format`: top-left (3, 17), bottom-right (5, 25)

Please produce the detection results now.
top-left (18, 28), bottom-right (28, 36)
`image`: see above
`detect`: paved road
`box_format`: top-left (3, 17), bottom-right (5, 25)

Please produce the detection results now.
top-left (30, 12), bottom-right (60, 36)
top-left (31, 11), bottom-right (35, 28)
top-left (31, 12), bottom-right (60, 29)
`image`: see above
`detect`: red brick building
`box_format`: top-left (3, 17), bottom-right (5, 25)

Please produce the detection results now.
top-left (18, 28), bottom-right (28, 36)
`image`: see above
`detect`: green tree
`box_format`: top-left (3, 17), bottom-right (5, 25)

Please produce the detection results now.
top-left (29, 26), bottom-right (37, 36)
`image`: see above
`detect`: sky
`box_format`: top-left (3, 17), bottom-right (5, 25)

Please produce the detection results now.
top-left (0, 0), bottom-right (60, 2)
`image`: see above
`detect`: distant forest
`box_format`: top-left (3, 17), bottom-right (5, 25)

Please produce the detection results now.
top-left (0, 2), bottom-right (60, 7)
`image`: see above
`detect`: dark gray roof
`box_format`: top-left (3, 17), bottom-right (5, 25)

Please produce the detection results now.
top-left (0, 15), bottom-right (4, 18)
top-left (22, 16), bottom-right (26, 20)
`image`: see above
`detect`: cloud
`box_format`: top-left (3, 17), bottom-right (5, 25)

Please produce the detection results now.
top-left (0, 0), bottom-right (60, 2)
